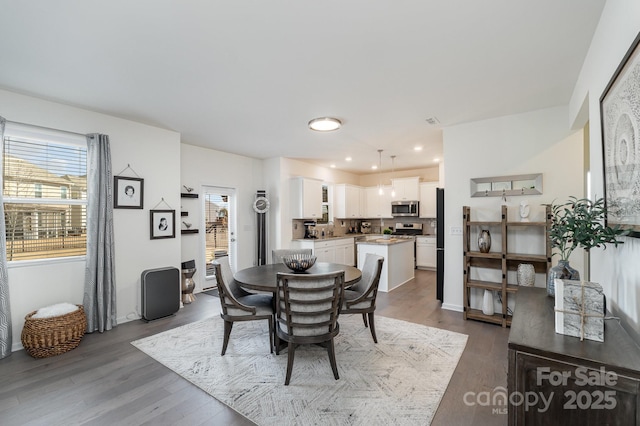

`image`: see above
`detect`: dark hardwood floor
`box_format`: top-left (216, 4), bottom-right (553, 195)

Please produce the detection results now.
top-left (0, 270), bottom-right (509, 425)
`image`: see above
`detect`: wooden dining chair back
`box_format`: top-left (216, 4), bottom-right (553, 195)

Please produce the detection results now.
top-left (212, 257), bottom-right (274, 356)
top-left (342, 253), bottom-right (384, 343)
top-left (271, 248), bottom-right (312, 264)
top-left (275, 270), bottom-right (345, 385)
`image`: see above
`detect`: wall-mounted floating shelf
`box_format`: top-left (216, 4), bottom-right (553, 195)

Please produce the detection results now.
top-left (181, 193), bottom-right (198, 198)
top-left (181, 212), bottom-right (188, 217)
top-left (181, 229), bottom-right (199, 234)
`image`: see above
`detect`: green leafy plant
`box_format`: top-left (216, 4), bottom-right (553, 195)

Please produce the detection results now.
top-left (549, 197), bottom-right (626, 261)
top-left (383, 228), bottom-right (392, 235)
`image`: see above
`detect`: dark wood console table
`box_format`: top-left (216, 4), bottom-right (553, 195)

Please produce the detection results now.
top-left (508, 287), bottom-right (640, 425)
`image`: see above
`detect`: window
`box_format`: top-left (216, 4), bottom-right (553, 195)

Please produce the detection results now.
top-left (3, 127), bottom-right (87, 261)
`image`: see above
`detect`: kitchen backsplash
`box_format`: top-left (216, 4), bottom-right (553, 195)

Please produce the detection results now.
top-left (292, 218), bottom-right (436, 239)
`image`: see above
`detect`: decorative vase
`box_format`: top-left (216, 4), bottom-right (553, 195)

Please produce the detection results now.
top-left (517, 263), bottom-right (535, 287)
top-left (478, 229), bottom-right (491, 253)
top-left (547, 260), bottom-right (580, 297)
top-left (482, 289), bottom-right (494, 316)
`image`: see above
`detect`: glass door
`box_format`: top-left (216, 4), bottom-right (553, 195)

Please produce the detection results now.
top-left (203, 186), bottom-right (236, 288)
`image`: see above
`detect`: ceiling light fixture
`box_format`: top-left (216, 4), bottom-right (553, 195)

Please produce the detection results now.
top-left (345, 156), bottom-right (352, 162)
top-left (377, 149), bottom-right (384, 196)
top-left (390, 155), bottom-right (396, 198)
top-left (414, 146), bottom-right (423, 152)
top-left (308, 117), bottom-right (342, 132)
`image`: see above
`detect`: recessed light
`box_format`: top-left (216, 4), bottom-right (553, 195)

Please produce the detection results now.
top-left (330, 164), bottom-right (336, 168)
top-left (308, 117), bottom-right (342, 132)
top-left (371, 165), bottom-right (378, 170)
top-left (345, 157), bottom-right (352, 162)
top-left (433, 158), bottom-right (440, 162)
top-left (414, 146), bottom-right (423, 152)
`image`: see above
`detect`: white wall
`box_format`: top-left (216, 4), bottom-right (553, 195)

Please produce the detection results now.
top-left (442, 106), bottom-right (584, 312)
top-left (569, 0), bottom-right (640, 342)
top-left (180, 144), bottom-right (263, 291)
top-left (0, 89), bottom-right (181, 349)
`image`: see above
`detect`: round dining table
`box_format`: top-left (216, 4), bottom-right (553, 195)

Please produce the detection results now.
top-left (234, 262), bottom-right (362, 292)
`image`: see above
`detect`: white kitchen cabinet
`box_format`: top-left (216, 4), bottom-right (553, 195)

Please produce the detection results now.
top-left (291, 237), bottom-right (355, 266)
top-left (334, 238), bottom-right (355, 266)
top-left (416, 236), bottom-right (437, 269)
top-left (334, 184), bottom-right (364, 218)
top-left (391, 177), bottom-right (420, 201)
top-left (364, 186), bottom-right (392, 218)
top-left (419, 182), bottom-right (438, 218)
top-left (314, 240), bottom-right (335, 263)
top-left (290, 177), bottom-right (322, 219)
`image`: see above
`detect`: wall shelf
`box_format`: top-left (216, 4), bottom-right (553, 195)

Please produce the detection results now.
top-left (181, 193), bottom-right (198, 198)
top-left (181, 229), bottom-right (199, 234)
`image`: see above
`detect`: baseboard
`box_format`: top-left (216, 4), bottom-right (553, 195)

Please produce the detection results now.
top-left (441, 303), bottom-right (463, 312)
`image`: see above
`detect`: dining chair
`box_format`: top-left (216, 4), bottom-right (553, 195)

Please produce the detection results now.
top-left (341, 253), bottom-right (384, 343)
top-left (271, 248), bottom-right (313, 264)
top-left (212, 257), bottom-right (275, 355)
top-left (275, 270), bottom-right (345, 385)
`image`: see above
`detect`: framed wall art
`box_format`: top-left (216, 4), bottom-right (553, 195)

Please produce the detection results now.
top-left (600, 31), bottom-right (640, 238)
top-left (114, 176), bottom-right (144, 209)
top-left (150, 209), bottom-right (175, 239)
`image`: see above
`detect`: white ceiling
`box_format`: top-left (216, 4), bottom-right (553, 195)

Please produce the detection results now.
top-left (0, 1), bottom-right (605, 175)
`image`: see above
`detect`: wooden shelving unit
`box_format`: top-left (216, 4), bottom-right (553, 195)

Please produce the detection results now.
top-left (462, 205), bottom-right (551, 327)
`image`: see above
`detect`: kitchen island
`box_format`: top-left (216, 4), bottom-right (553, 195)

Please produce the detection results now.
top-left (356, 237), bottom-right (414, 292)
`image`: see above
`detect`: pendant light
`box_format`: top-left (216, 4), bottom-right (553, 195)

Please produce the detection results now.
top-left (377, 149), bottom-right (384, 196)
top-left (390, 155), bottom-right (396, 198)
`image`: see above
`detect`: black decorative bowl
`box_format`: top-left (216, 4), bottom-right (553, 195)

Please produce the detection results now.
top-left (283, 254), bottom-right (317, 272)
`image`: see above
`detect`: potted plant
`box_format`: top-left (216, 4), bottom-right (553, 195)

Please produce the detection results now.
top-left (547, 197), bottom-right (626, 296)
top-left (383, 228), bottom-right (392, 239)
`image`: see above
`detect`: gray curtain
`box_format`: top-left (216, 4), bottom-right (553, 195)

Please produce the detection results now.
top-left (84, 133), bottom-right (116, 333)
top-left (0, 117), bottom-right (12, 358)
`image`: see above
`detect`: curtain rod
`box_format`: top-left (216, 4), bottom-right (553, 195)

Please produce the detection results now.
top-left (5, 119), bottom-right (88, 138)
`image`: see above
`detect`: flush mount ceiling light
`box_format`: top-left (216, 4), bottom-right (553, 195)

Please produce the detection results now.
top-left (308, 117), bottom-right (342, 132)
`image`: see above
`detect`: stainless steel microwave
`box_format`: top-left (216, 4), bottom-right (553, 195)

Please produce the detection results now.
top-left (391, 201), bottom-right (419, 217)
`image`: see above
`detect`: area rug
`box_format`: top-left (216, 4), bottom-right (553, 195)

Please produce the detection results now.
top-left (131, 315), bottom-right (468, 426)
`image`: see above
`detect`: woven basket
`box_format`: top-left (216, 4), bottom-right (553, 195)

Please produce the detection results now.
top-left (21, 305), bottom-right (87, 359)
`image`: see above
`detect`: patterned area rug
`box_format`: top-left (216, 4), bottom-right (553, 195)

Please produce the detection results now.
top-left (131, 315), bottom-right (467, 426)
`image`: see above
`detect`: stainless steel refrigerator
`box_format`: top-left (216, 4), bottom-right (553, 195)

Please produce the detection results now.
top-left (436, 188), bottom-right (445, 302)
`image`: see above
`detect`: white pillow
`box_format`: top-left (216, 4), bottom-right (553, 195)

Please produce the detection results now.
top-left (32, 303), bottom-right (79, 319)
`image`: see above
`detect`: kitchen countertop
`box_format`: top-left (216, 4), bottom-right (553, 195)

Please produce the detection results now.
top-left (293, 233), bottom-right (436, 242)
top-left (356, 237), bottom-right (414, 245)
top-left (292, 236), bottom-right (358, 242)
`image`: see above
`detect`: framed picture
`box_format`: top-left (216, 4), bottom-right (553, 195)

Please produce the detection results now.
top-left (114, 176), bottom-right (144, 209)
top-left (150, 210), bottom-right (175, 239)
top-left (600, 31), bottom-right (640, 238)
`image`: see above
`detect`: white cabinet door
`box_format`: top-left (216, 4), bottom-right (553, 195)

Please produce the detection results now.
top-left (419, 182), bottom-right (438, 218)
top-left (391, 177), bottom-right (420, 201)
top-left (416, 237), bottom-right (436, 268)
top-left (364, 186), bottom-right (393, 218)
top-left (334, 184), bottom-right (363, 218)
top-left (334, 239), bottom-right (355, 266)
top-left (290, 177), bottom-right (322, 219)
